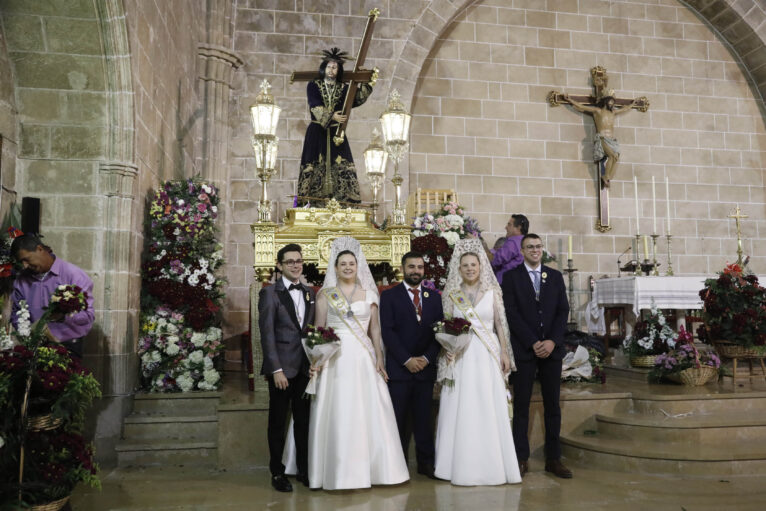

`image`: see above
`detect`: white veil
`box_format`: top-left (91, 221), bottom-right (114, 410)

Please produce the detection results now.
top-left (439, 238), bottom-right (515, 381)
top-left (321, 236), bottom-right (379, 300)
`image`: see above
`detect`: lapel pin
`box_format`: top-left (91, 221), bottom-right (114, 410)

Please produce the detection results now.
top-left (423, 291), bottom-right (429, 298)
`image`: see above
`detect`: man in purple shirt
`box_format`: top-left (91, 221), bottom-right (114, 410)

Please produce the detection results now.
top-left (10, 234), bottom-right (95, 358)
top-left (482, 213), bottom-right (529, 285)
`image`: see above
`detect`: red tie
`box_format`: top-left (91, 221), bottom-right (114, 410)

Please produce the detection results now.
top-left (409, 288), bottom-right (422, 318)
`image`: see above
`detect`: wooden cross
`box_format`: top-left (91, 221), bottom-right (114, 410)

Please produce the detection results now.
top-left (728, 205), bottom-right (749, 266)
top-left (547, 67), bottom-right (649, 233)
top-left (290, 8), bottom-right (380, 146)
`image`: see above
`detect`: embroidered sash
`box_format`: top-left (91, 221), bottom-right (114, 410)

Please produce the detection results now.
top-left (449, 290), bottom-right (505, 379)
top-left (323, 287), bottom-right (376, 363)
top-left (450, 289), bottom-right (513, 419)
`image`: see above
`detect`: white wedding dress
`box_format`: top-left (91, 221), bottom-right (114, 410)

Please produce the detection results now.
top-left (285, 289), bottom-right (409, 490)
top-left (434, 290), bottom-right (521, 486)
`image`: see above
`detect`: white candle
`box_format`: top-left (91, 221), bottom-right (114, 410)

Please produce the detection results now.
top-left (634, 176), bottom-right (640, 236)
top-left (643, 235), bottom-right (649, 261)
top-left (652, 176), bottom-right (657, 234)
top-left (665, 176), bottom-right (671, 235)
top-left (568, 235), bottom-right (573, 260)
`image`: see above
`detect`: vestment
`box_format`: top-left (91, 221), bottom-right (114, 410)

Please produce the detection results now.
top-left (490, 234), bottom-right (524, 285)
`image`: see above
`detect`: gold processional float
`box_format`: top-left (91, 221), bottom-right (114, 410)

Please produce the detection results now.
top-left (247, 36), bottom-right (423, 387)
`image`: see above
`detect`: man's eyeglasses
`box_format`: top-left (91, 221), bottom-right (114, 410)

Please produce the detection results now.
top-left (282, 259), bottom-right (304, 266)
top-left (524, 244), bottom-right (543, 251)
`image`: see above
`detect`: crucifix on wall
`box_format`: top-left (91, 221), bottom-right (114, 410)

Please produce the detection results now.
top-left (548, 67), bottom-right (649, 232)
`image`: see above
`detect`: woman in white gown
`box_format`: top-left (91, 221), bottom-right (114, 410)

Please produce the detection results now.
top-left (434, 238), bottom-right (521, 486)
top-left (306, 236), bottom-right (409, 490)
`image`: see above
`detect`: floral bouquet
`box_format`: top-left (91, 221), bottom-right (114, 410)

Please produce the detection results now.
top-left (649, 327), bottom-right (721, 384)
top-left (49, 284), bottom-right (89, 316)
top-left (301, 325), bottom-right (341, 395)
top-left (622, 301), bottom-right (676, 366)
top-left (433, 316), bottom-right (472, 386)
top-left (412, 200), bottom-right (482, 247)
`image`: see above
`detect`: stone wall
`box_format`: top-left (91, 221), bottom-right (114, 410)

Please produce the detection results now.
top-left (410, 0), bottom-right (766, 314)
top-left (0, 18), bottom-right (18, 224)
top-left (227, 0), bottom-right (766, 329)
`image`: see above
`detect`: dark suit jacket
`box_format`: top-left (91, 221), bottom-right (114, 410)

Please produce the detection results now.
top-left (501, 264), bottom-right (569, 362)
top-left (258, 279), bottom-right (316, 379)
top-left (380, 283), bottom-right (443, 382)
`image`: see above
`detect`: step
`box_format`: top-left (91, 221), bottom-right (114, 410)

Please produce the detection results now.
top-left (592, 411), bottom-right (766, 444)
top-left (123, 415), bottom-right (218, 442)
top-left (131, 391), bottom-right (221, 416)
top-left (561, 433), bottom-right (766, 475)
top-left (629, 391), bottom-right (766, 416)
top-left (115, 439), bottom-right (217, 467)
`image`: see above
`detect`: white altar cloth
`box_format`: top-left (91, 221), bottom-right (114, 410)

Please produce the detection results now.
top-left (594, 276), bottom-right (707, 316)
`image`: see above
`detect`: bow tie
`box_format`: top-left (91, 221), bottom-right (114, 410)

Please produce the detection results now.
top-left (288, 283), bottom-right (302, 291)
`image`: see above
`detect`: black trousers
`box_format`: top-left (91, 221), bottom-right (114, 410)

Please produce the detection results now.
top-left (267, 372), bottom-right (310, 477)
top-left (511, 356), bottom-right (563, 461)
top-left (388, 379), bottom-right (435, 467)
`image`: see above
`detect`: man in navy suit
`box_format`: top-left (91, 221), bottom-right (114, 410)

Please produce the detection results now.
top-left (380, 251), bottom-right (443, 478)
top-left (501, 233), bottom-right (572, 479)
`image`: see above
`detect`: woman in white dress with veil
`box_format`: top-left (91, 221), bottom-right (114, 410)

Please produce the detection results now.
top-left (304, 236), bottom-right (408, 490)
top-left (434, 238), bottom-right (521, 486)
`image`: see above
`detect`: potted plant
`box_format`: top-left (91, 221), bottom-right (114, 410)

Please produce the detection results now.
top-left (699, 263), bottom-right (766, 358)
top-left (622, 301), bottom-right (676, 367)
top-left (649, 327), bottom-right (721, 385)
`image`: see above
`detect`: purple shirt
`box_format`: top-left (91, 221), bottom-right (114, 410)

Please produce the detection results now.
top-left (11, 257), bottom-right (95, 341)
top-left (491, 235), bottom-right (524, 285)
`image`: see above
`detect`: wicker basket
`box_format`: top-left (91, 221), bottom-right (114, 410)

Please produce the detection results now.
top-left (678, 366), bottom-right (718, 386)
top-left (29, 496), bottom-right (69, 511)
top-left (27, 414), bottom-right (63, 432)
top-left (630, 355), bottom-right (658, 368)
top-left (713, 340), bottom-right (766, 359)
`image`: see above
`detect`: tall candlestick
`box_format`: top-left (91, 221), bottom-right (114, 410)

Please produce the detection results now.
top-left (665, 176), bottom-right (671, 235)
top-left (568, 235), bottom-right (572, 260)
top-left (652, 176), bottom-right (657, 234)
top-left (634, 176), bottom-right (640, 236)
top-left (643, 235), bottom-right (649, 261)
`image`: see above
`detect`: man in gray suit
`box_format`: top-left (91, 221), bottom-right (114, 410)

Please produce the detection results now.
top-left (259, 243), bottom-right (315, 492)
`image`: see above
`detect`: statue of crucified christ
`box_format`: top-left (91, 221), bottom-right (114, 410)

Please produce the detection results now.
top-left (562, 93), bottom-right (637, 188)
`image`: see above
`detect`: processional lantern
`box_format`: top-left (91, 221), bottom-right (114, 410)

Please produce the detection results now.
top-left (250, 79), bottom-right (281, 223)
top-left (363, 128), bottom-right (388, 224)
top-left (379, 89), bottom-right (411, 226)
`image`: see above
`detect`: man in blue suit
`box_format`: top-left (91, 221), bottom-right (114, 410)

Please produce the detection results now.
top-left (380, 251), bottom-right (443, 479)
top-left (501, 233), bottom-right (572, 479)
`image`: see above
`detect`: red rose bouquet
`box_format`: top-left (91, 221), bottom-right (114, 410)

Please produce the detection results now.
top-left (301, 325), bottom-right (341, 395)
top-left (433, 316), bottom-right (473, 386)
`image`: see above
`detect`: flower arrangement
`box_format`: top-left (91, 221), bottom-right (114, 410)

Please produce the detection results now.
top-left (411, 234), bottom-right (451, 290)
top-left (137, 308), bottom-right (223, 392)
top-left (699, 263), bottom-right (766, 348)
top-left (649, 327), bottom-right (721, 384)
top-left (622, 301), bottom-right (676, 358)
top-left (412, 201), bottom-right (482, 247)
top-left (140, 178), bottom-right (226, 392)
top-left (301, 325), bottom-right (341, 395)
top-left (0, 285), bottom-right (101, 507)
top-left (561, 346), bottom-right (605, 384)
top-left (433, 315), bottom-right (473, 387)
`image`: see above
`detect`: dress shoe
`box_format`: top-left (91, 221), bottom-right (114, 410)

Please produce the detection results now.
top-left (417, 464), bottom-right (437, 479)
top-left (271, 474), bottom-right (293, 492)
top-left (544, 459), bottom-right (573, 479)
top-left (518, 460), bottom-right (528, 477)
top-left (296, 473), bottom-right (310, 487)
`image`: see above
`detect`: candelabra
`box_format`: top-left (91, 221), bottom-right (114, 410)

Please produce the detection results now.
top-left (665, 234), bottom-right (674, 276)
top-left (363, 128), bottom-right (387, 223)
top-left (633, 234), bottom-right (642, 276)
top-left (564, 258), bottom-right (578, 330)
top-left (650, 234), bottom-right (660, 276)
